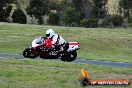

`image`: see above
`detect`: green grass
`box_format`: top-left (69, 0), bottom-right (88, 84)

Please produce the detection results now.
top-left (0, 58), bottom-right (131, 88)
top-left (0, 22), bottom-right (132, 62)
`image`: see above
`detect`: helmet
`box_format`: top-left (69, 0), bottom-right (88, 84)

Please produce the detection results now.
top-left (46, 29), bottom-right (55, 38)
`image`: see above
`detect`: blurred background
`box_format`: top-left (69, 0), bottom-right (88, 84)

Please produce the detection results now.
top-left (0, 0), bottom-right (132, 28)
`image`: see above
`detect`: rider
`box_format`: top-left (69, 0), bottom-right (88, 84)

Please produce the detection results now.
top-left (45, 29), bottom-right (69, 51)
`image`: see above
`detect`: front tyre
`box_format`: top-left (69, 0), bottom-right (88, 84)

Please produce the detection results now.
top-left (23, 48), bottom-right (38, 59)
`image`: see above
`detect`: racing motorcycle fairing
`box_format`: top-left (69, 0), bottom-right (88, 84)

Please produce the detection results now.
top-left (67, 42), bottom-right (80, 52)
top-left (23, 36), bottom-right (80, 62)
top-left (32, 37), bottom-right (44, 49)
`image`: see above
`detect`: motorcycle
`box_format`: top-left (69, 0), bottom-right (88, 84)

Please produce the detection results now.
top-left (23, 36), bottom-right (80, 62)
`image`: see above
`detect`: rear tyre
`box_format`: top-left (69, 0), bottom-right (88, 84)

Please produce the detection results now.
top-left (60, 51), bottom-right (77, 62)
top-left (23, 48), bottom-right (38, 59)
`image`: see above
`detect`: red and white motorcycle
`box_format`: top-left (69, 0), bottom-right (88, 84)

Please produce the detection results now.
top-left (23, 36), bottom-right (80, 62)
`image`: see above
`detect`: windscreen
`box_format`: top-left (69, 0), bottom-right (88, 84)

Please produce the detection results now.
top-left (35, 38), bottom-right (43, 44)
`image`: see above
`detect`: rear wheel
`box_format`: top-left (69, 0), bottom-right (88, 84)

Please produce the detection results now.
top-left (23, 48), bottom-right (38, 59)
top-left (60, 51), bottom-right (77, 62)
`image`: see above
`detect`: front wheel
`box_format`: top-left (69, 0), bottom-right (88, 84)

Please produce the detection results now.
top-left (60, 51), bottom-right (77, 62)
top-left (23, 48), bottom-right (38, 59)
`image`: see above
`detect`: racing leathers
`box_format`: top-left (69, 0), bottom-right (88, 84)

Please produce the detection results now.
top-left (51, 34), bottom-right (69, 51)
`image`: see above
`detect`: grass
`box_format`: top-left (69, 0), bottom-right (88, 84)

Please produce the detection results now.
top-left (0, 22), bottom-right (132, 62)
top-left (0, 58), bottom-right (131, 88)
top-left (0, 23), bottom-right (131, 88)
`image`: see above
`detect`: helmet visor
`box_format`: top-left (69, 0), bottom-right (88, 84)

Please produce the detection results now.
top-left (46, 33), bottom-right (50, 37)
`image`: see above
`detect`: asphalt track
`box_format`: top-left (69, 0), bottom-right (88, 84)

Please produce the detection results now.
top-left (0, 53), bottom-right (132, 68)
